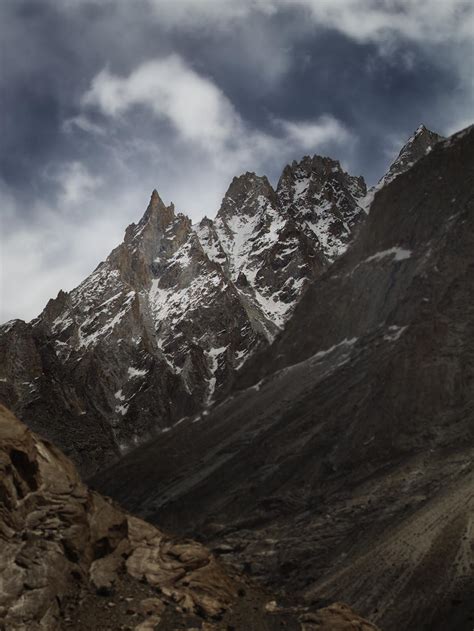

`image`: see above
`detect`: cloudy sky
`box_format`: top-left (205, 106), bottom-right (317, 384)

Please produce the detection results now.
top-left (1, 0), bottom-right (473, 322)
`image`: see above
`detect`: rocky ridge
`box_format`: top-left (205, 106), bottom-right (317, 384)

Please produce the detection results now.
top-left (0, 127), bottom-right (443, 475)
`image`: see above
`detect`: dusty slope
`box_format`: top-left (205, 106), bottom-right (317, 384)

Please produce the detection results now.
top-left (94, 125), bottom-right (474, 631)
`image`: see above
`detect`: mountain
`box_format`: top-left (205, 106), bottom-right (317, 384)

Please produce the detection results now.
top-left (92, 125), bottom-right (474, 631)
top-left (0, 127), bottom-right (442, 478)
top-left (0, 404), bottom-right (381, 630)
top-left (0, 153), bottom-right (369, 475)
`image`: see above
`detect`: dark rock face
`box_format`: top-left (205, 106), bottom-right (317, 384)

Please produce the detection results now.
top-left (0, 127), bottom-right (442, 478)
top-left (93, 126), bottom-right (474, 631)
top-left (0, 404), bottom-right (378, 631)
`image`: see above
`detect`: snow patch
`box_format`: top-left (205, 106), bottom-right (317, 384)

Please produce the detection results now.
top-left (365, 247), bottom-right (412, 263)
top-left (52, 314), bottom-right (74, 334)
top-left (128, 367), bottom-right (148, 378)
top-left (0, 320), bottom-right (20, 333)
top-left (205, 346), bottom-right (227, 405)
top-left (278, 337), bottom-right (359, 379)
top-left (235, 348), bottom-right (250, 369)
top-left (384, 325), bottom-right (407, 342)
top-left (293, 177), bottom-right (309, 199)
top-left (77, 290), bottom-right (136, 348)
top-left (114, 389), bottom-right (126, 401)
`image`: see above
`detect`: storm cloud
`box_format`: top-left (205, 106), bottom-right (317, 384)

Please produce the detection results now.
top-left (1, 0), bottom-right (473, 321)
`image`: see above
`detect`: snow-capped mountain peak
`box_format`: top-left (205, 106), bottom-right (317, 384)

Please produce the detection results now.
top-left (277, 154), bottom-right (367, 261)
top-left (217, 172), bottom-right (277, 212)
top-left (0, 126), bottom-right (442, 474)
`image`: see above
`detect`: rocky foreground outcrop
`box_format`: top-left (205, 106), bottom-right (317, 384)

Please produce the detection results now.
top-left (0, 404), bottom-right (378, 630)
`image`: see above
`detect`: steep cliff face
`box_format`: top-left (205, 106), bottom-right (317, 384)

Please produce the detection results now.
top-left (0, 128), bottom-right (443, 475)
top-left (0, 404), bottom-right (378, 631)
top-left (93, 125), bottom-right (474, 631)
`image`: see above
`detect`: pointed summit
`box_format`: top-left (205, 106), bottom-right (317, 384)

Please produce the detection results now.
top-left (277, 154), bottom-right (366, 204)
top-left (217, 172), bottom-right (278, 220)
top-left (276, 153), bottom-right (367, 261)
top-left (383, 125), bottom-right (445, 187)
top-left (145, 188), bottom-right (167, 216)
top-left (108, 190), bottom-right (192, 292)
top-left (360, 125), bottom-right (445, 213)
top-left (406, 124), bottom-right (443, 149)
top-left (150, 188), bottom-right (163, 207)
top-left (132, 188), bottom-right (176, 234)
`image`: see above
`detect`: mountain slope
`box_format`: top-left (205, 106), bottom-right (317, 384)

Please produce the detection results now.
top-left (93, 125), bottom-right (474, 631)
top-left (0, 127), bottom-right (443, 476)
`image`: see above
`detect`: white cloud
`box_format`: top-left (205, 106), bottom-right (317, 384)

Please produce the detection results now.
top-left (143, 0), bottom-right (473, 46)
top-left (78, 54), bottom-right (356, 216)
top-left (82, 55), bottom-right (353, 167)
top-left (276, 115), bottom-right (352, 151)
top-left (144, 0), bottom-right (277, 29)
top-left (50, 161), bottom-right (103, 206)
top-left (0, 180), bottom-right (141, 322)
top-left (292, 0), bottom-right (474, 45)
top-left (83, 56), bottom-right (241, 153)
top-left (63, 115), bottom-right (106, 136)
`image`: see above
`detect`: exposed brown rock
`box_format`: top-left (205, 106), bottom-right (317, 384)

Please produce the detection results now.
top-left (0, 403), bottom-right (378, 630)
top-left (0, 404), bottom-right (235, 629)
top-left (300, 602), bottom-right (379, 630)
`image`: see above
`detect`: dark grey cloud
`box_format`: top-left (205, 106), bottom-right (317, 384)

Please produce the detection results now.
top-left (1, 0), bottom-right (473, 322)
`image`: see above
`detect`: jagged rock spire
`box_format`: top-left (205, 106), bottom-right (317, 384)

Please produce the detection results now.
top-left (276, 153), bottom-right (367, 261)
top-left (141, 188), bottom-right (175, 224)
top-left (360, 124), bottom-right (446, 212)
top-left (217, 172), bottom-right (279, 219)
top-left (150, 188), bottom-right (162, 205)
top-left (382, 124), bottom-right (445, 187)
